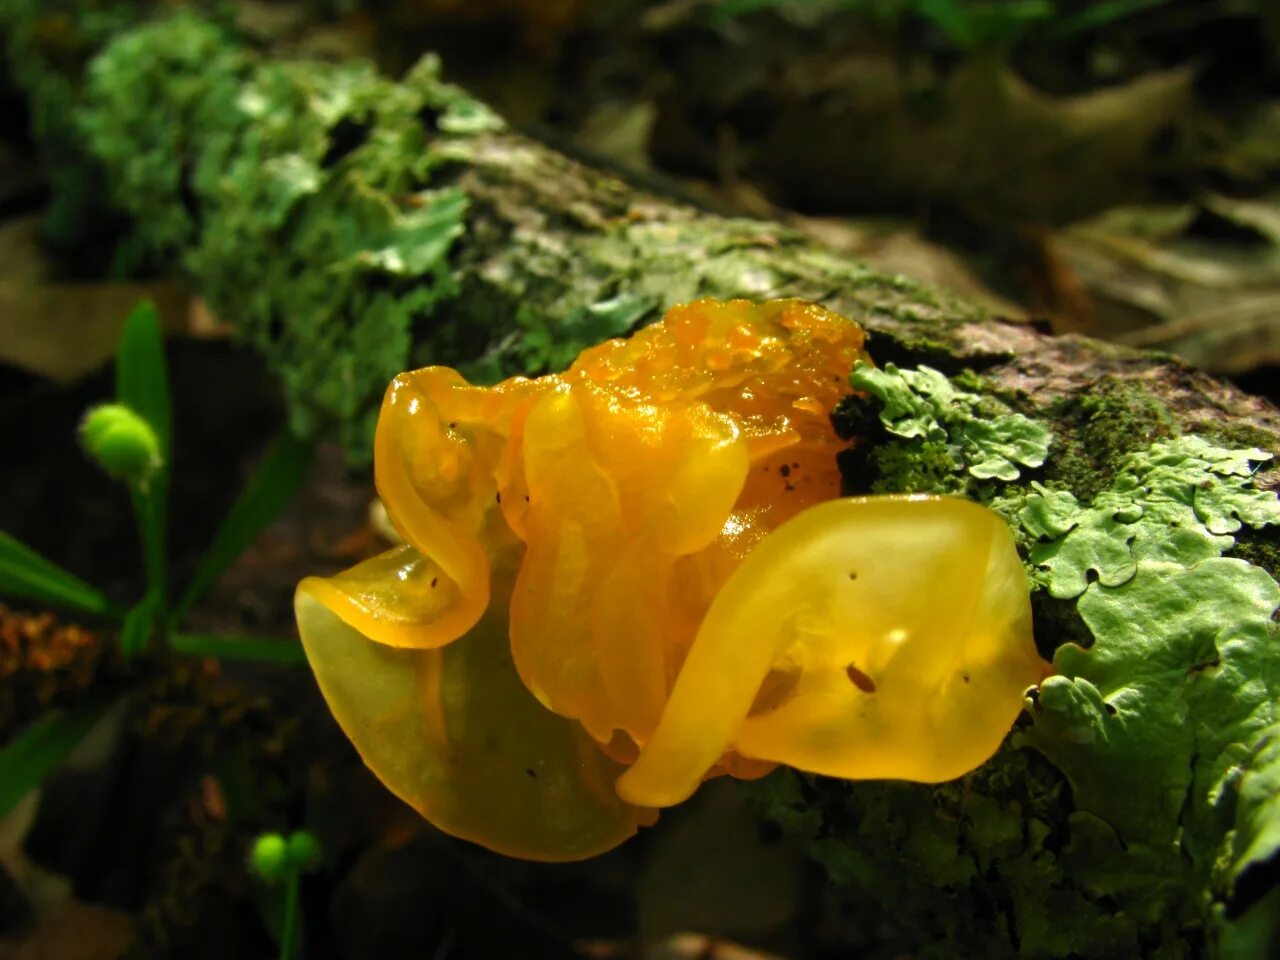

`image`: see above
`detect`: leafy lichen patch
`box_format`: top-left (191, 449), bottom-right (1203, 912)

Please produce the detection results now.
top-left (808, 362), bottom-right (1280, 956)
top-left (842, 360), bottom-right (1051, 493)
top-left (1012, 437), bottom-right (1280, 599)
top-left (1008, 433), bottom-right (1280, 948)
top-left (1223, 722), bottom-right (1280, 925)
top-left (71, 14), bottom-right (498, 459)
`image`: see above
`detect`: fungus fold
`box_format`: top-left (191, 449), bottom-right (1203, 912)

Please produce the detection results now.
top-left (295, 298), bottom-right (1048, 860)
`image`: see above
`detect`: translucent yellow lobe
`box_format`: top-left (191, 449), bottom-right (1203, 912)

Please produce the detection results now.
top-left (296, 573), bottom-right (655, 861)
top-left (616, 495), bottom-right (1043, 807)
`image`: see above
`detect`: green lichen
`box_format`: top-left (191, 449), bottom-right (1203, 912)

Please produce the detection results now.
top-left (510, 293), bottom-right (656, 374)
top-left (762, 361), bottom-right (1280, 958)
top-left (4, 2), bottom-right (979, 455)
top-left (55, 12), bottom-right (497, 458)
top-left (0, 0), bottom-right (168, 260)
top-left (1010, 437), bottom-right (1280, 599)
top-left (1217, 720), bottom-right (1280, 958)
top-left (423, 193), bottom-right (983, 386)
top-left (846, 361), bottom-right (1051, 492)
top-left (1007, 436), bottom-right (1280, 954)
top-left (437, 217), bottom-right (892, 380)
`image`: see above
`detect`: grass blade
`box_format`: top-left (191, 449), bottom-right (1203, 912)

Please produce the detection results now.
top-left (171, 433), bottom-right (315, 625)
top-left (130, 484), bottom-right (167, 612)
top-left (0, 703), bottom-right (109, 819)
top-left (170, 633), bottom-right (308, 664)
top-left (115, 301), bottom-right (172, 458)
top-left (116, 301), bottom-right (172, 607)
top-left (120, 591), bottom-right (158, 659)
top-left (0, 529), bottom-right (121, 618)
top-left (1047, 0), bottom-right (1174, 38)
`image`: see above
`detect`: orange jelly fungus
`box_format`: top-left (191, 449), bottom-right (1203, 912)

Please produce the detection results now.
top-left (295, 298), bottom-right (1047, 861)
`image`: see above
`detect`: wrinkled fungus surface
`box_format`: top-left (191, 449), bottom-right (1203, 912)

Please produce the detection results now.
top-left (296, 299), bottom-right (1047, 859)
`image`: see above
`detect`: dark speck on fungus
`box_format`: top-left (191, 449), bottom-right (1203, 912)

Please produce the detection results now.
top-left (845, 663), bottom-right (877, 693)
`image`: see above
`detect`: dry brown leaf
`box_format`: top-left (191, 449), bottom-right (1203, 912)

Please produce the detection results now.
top-left (1046, 194), bottom-right (1280, 372)
top-left (793, 215), bottom-right (1024, 318)
top-left (0, 218), bottom-right (189, 382)
top-left (751, 57), bottom-right (1196, 223)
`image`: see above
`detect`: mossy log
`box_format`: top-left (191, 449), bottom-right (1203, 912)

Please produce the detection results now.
top-left (2, 4), bottom-right (1280, 958)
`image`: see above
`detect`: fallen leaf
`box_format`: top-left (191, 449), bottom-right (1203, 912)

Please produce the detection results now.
top-left (1044, 193), bottom-right (1280, 372)
top-left (0, 218), bottom-right (189, 383)
top-left (748, 57), bottom-right (1197, 223)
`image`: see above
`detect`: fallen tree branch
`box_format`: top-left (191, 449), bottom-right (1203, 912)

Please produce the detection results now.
top-left (2, 3), bottom-right (1279, 957)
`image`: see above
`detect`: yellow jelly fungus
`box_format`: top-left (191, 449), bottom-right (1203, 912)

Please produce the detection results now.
top-left (295, 298), bottom-right (1048, 861)
top-left (615, 495), bottom-right (1045, 807)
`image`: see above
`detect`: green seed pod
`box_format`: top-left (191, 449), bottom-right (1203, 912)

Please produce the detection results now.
top-left (249, 832), bottom-right (290, 882)
top-left (80, 403), bottom-right (161, 487)
top-left (285, 830), bottom-right (322, 872)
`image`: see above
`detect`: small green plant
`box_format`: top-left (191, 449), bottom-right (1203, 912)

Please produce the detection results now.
top-left (250, 829), bottom-right (323, 960)
top-left (0, 300), bottom-right (315, 818)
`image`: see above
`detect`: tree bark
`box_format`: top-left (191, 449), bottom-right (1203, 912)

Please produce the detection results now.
top-left (2, 4), bottom-right (1279, 958)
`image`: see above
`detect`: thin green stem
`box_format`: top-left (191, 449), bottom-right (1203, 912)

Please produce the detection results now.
top-left (280, 870), bottom-right (301, 960)
top-left (132, 482), bottom-right (167, 614)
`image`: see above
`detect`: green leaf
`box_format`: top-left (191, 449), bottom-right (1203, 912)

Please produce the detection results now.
top-left (121, 591), bottom-right (158, 659)
top-left (1048, 0), bottom-right (1175, 39)
top-left (0, 529), bottom-right (121, 619)
top-left (116, 302), bottom-right (172, 606)
top-left (0, 703), bottom-right (109, 819)
top-left (171, 433), bottom-right (315, 626)
top-left (115, 301), bottom-right (172, 459)
top-left (914, 0), bottom-right (973, 47)
top-left (170, 633), bottom-right (307, 664)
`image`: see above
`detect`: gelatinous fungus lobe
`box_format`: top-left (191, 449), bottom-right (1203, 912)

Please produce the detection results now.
top-left (617, 496), bottom-right (1046, 807)
top-left (295, 298), bottom-right (1046, 860)
top-left (510, 299), bottom-right (872, 752)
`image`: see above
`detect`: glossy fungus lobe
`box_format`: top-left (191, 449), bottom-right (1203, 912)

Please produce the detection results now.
top-left (616, 495), bottom-right (1043, 807)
